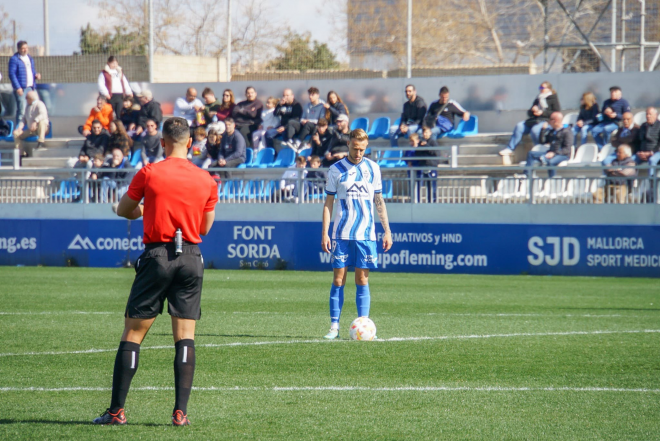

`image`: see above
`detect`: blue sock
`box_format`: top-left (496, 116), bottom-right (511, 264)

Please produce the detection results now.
top-left (329, 284), bottom-right (345, 325)
top-left (356, 284), bottom-right (370, 317)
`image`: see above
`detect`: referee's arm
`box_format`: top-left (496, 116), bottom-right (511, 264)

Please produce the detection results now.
top-left (200, 210), bottom-right (215, 236)
top-left (116, 194), bottom-right (143, 220)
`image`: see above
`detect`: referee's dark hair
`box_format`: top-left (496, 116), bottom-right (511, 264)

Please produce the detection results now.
top-left (162, 117), bottom-right (190, 145)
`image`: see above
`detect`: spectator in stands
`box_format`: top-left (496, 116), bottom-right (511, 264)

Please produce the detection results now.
top-left (390, 84), bottom-right (427, 148)
top-left (187, 127), bottom-right (208, 168)
top-left (309, 117), bottom-right (332, 161)
top-left (294, 87), bottom-right (326, 149)
top-left (98, 56), bottom-right (133, 119)
top-left (8, 41), bottom-right (41, 126)
top-left (500, 81), bottom-right (560, 156)
top-left (324, 91), bottom-right (349, 126)
top-left (216, 89), bottom-right (236, 122)
top-left (323, 114), bottom-right (350, 167)
top-left (602, 111), bottom-right (640, 165)
top-left (306, 155), bottom-right (326, 196)
top-left (99, 147), bottom-right (130, 203)
top-left (573, 92), bottom-right (599, 146)
top-left (108, 120), bottom-right (133, 158)
top-left (424, 86), bottom-right (470, 139)
top-left (594, 144), bottom-right (637, 204)
top-left (272, 88), bottom-right (303, 152)
top-left (90, 153), bottom-right (106, 179)
top-left (68, 119), bottom-right (109, 168)
top-left (591, 86), bottom-right (631, 149)
top-left (407, 130), bottom-right (440, 202)
top-left (217, 118), bottom-right (246, 171)
top-left (201, 88), bottom-right (221, 125)
top-left (13, 90), bottom-right (49, 158)
top-left (79, 95), bottom-right (114, 136)
top-left (232, 86), bottom-right (263, 148)
top-left (524, 111), bottom-right (573, 178)
top-left (135, 119), bottom-right (163, 168)
top-left (634, 107), bottom-right (660, 173)
top-left (201, 129), bottom-right (222, 169)
top-left (252, 96), bottom-right (280, 151)
top-left (280, 155), bottom-right (307, 202)
top-left (174, 87), bottom-right (204, 128)
top-left (119, 96), bottom-right (139, 133)
top-left (135, 90), bottom-right (162, 136)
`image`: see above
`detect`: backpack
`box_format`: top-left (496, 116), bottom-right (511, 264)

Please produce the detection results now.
top-left (0, 119), bottom-right (10, 137)
top-left (435, 102), bottom-right (453, 133)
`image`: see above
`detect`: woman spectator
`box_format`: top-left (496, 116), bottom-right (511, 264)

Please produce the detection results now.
top-left (107, 120), bottom-right (133, 159)
top-left (216, 89), bottom-right (236, 122)
top-left (573, 92), bottom-right (599, 147)
top-left (202, 129), bottom-right (222, 170)
top-left (324, 91), bottom-right (349, 126)
top-left (499, 81), bottom-right (561, 156)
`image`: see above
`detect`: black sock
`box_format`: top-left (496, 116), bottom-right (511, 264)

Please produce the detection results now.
top-left (174, 339), bottom-right (196, 414)
top-left (109, 341), bottom-right (140, 412)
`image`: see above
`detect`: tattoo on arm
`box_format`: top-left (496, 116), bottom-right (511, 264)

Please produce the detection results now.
top-left (374, 193), bottom-right (391, 233)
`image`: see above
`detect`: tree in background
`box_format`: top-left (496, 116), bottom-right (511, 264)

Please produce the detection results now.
top-left (78, 24), bottom-right (146, 55)
top-left (268, 32), bottom-right (340, 71)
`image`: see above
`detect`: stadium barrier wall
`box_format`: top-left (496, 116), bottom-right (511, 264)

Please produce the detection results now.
top-left (0, 204), bottom-right (659, 277)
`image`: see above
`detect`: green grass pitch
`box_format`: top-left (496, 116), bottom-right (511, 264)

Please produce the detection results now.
top-left (1, 267), bottom-right (659, 440)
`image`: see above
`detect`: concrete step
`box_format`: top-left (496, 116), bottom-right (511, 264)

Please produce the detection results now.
top-left (456, 155), bottom-right (503, 166)
top-left (32, 147), bottom-right (81, 158)
top-left (457, 144), bottom-right (505, 155)
top-left (0, 137), bottom-right (84, 149)
top-left (21, 157), bottom-right (70, 168)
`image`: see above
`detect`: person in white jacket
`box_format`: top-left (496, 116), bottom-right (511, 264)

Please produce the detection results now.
top-left (252, 97), bottom-right (280, 152)
top-left (174, 88), bottom-right (205, 128)
top-left (98, 56), bottom-right (133, 119)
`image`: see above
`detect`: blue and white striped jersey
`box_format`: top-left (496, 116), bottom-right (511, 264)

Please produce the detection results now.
top-left (325, 157), bottom-right (382, 241)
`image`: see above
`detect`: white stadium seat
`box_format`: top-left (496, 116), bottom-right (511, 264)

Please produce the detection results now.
top-left (633, 111), bottom-right (646, 127)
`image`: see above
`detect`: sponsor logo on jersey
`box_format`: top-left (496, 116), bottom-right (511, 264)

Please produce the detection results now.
top-left (346, 183), bottom-right (369, 195)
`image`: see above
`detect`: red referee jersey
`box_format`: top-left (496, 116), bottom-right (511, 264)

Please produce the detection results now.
top-left (126, 157), bottom-right (218, 244)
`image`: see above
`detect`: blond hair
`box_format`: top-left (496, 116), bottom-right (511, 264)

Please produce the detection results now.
top-left (349, 128), bottom-right (368, 141)
top-left (582, 92), bottom-right (597, 110)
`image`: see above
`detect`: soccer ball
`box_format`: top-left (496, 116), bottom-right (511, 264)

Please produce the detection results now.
top-left (349, 317), bottom-right (377, 341)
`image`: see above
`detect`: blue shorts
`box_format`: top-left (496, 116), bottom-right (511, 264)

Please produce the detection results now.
top-left (331, 239), bottom-right (378, 269)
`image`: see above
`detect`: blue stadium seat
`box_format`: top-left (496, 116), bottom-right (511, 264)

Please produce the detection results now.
top-left (299, 147), bottom-right (311, 158)
top-left (447, 115), bottom-right (478, 138)
top-left (130, 148), bottom-right (142, 167)
top-left (25, 121), bottom-right (53, 142)
top-left (0, 120), bottom-right (14, 141)
top-left (381, 180), bottom-right (393, 199)
top-left (270, 147), bottom-right (296, 168)
top-left (350, 117), bottom-right (369, 133)
top-left (377, 149), bottom-right (405, 168)
top-left (237, 148), bottom-right (254, 168)
top-left (51, 180), bottom-right (80, 201)
top-left (385, 117), bottom-right (402, 139)
top-left (367, 117), bottom-right (390, 140)
top-left (248, 147), bottom-right (275, 168)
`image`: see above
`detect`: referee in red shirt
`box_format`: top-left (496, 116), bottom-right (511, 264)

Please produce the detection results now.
top-left (93, 117), bottom-right (218, 426)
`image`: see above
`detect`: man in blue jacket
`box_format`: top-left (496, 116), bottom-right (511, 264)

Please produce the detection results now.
top-left (591, 86), bottom-right (631, 149)
top-left (8, 41), bottom-right (41, 126)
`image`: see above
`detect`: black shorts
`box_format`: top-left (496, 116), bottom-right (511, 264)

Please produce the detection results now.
top-left (125, 242), bottom-right (204, 320)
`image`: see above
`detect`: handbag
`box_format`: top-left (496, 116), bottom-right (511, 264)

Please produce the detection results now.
top-left (435, 102), bottom-right (453, 132)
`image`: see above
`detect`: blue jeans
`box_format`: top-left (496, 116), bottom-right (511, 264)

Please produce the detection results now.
top-left (389, 124), bottom-right (420, 147)
top-left (507, 121), bottom-right (544, 150)
top-left (572, 124), bottom-right (594, 145)
top-left (525, 151), bottom-right (569, 178)
top-left (414, 169), bottom-right (437, 202)
top-left (602, 154), bottom-right (616, 166)
top-left (591, 122), bottom-right (618, 149)
top-left (636, 151), bottom-right (660, 176)
top-left (430, 126), bottom-right (451, 140)
top-left (13, 86), bottom-right (35, 126)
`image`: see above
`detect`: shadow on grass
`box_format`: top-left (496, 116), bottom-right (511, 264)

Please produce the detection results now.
top-left (152, 333), bottom-right (311, 338)
top-left (0, 419), bottom-right (169, 427)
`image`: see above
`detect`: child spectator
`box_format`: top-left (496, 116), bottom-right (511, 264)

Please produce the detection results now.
top-left (202, 129), bottom-right (222, 170)
top-left (88, 153), bottom-right (106, 202)
top-left (280, 155), bottom-right (307, 202)
top-left (252, 96), bottom-right (280, 152)
top-left (119, 96), bottom-right (139, 133)
top-left (573, 92), bottom-right (599, 146)
top-left (188, 126), bottom-right (208, 168)
top-left (306, 155), bottom-right (326, 197)
top-left (309, 117), bottom-right (332, 161)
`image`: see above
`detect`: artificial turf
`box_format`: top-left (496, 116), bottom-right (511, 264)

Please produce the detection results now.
top-left (0, 267), bottom-right (658, 440)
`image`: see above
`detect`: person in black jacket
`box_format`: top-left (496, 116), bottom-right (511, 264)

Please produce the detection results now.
top-left (524, 112), bottom-right (573, 178)
top-left (572, 92), bottom-right (599, 146)
top-left (424, 86), bottom-right (470, 139)
top-left (410, 126), bottom-right (444, 202)
top-left (269, 88), bottom-right (303, 152)
top-left (634, 107), bottom-right (660, 175)
top-left (500, 81), bottom-right (561, 156)
top-left (69, 120), bottom-right (110, 168)
top-left (232, 86), bottom-right (263, 148)
top-left (389, 84), bottom-right (427, 147)
top-left (322, 114), bottom-right (350, 167)
top-left (323, 91), bottom-right (349, 126)
top-left (135, 90), bottom-right (163, 136)
top-left (309, 117), bottom-right (333, 161)
top-left (119, 96), bottom-right (140, 132)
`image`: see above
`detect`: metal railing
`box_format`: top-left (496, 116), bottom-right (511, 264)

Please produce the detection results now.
top-left (0, 166), bottom-right (657, 205)
top-left (0, 150), bottom-right (20, 170)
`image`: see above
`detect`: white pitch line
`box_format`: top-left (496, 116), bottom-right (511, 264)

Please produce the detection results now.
top-left (0, 311), bottom-right (114, 316)
top-left (0, 385), bottom-right (658, 393)
top-left (1, 329), bottom-right (659, 358)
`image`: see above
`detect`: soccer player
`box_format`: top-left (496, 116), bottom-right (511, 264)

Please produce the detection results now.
top-left (92, 117), bottom-right (218, 426)
top-left (321, 128), bottom-right (393, 339)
